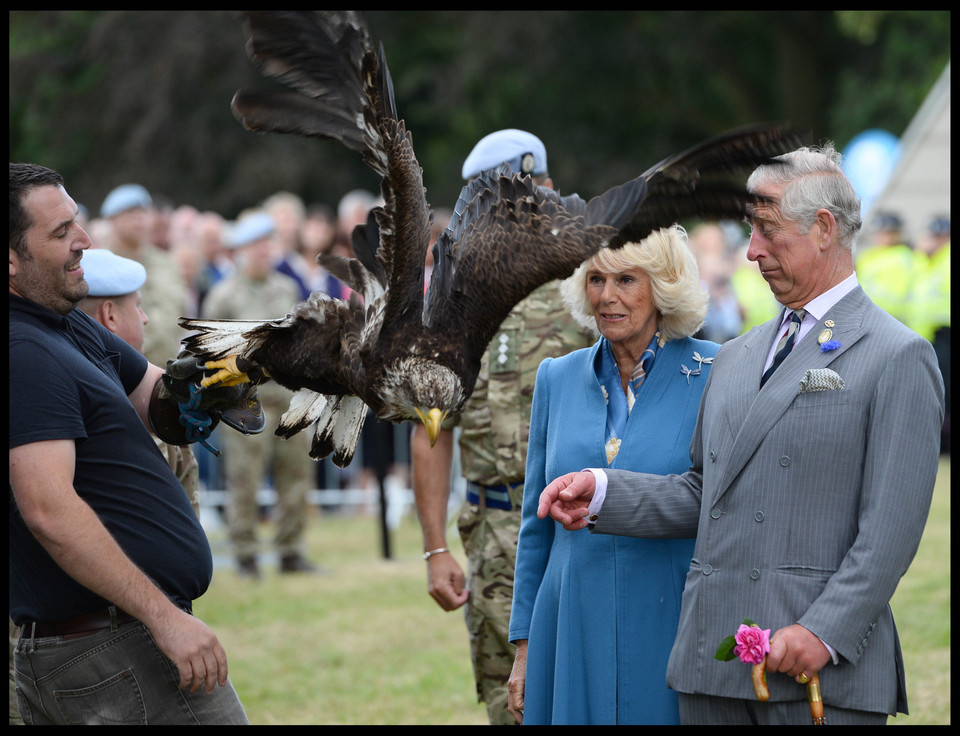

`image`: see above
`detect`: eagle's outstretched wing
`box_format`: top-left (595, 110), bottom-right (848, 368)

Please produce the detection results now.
top-left (425, 124), bottom-right (804, 370)
top-left (232, 10), bottom-right (429, 340)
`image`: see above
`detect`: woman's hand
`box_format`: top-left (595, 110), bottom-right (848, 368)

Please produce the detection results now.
top-left (507, 640), bottom-right (528, 724)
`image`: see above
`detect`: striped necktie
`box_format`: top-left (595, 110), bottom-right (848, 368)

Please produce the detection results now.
top-left (760, 309), bottom-right (806, 388)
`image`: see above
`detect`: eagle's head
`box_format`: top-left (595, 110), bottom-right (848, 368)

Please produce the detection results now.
top-left (378, 356), bottom-right (466, 446)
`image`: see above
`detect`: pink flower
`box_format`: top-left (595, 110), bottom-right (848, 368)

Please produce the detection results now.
top-left (733, 624), bottom-right (771, 665)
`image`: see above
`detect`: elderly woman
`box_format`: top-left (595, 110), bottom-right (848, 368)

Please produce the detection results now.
top-left (507, 225), bottom-right (718, 724)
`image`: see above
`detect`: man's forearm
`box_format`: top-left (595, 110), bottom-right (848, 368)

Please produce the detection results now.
top-left (411, 424), bottom-right (455, 550)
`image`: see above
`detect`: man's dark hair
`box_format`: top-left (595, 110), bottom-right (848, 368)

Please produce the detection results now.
top-left (10, 162), bottom-right (64, 257)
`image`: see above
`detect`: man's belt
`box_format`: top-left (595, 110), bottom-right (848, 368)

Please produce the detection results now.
top-left (23, 606), bottom-right (139, 640)
top-left (466, 481), bottom-right (521, 511)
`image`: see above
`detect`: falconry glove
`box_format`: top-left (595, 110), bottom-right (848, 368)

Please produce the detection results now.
top-left (151, 350), bottom-right (267, 447)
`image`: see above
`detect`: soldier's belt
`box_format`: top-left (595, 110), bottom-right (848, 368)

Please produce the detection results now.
top-left (465, 481), bottom-right (521, 511)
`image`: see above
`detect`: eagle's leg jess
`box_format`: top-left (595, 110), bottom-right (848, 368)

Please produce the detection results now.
top-left (201, 355), bottom-right (255, 388)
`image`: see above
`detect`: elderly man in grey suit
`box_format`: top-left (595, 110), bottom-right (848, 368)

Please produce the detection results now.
top-left (536, 143), bottom-right (944, 725)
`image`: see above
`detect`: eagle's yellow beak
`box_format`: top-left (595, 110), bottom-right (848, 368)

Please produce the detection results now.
top-left (416, 407), bottom-right (447, 447)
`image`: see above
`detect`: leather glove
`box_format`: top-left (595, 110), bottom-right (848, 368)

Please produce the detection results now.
top-left (161, 351), bottom-right (266, 435)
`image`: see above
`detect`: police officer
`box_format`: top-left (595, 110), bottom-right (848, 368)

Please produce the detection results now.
top-left (410, 130), bottom-right (595, 725)
top-left (202, 211), bottom-right (319, 578)
top-left (912, 215), bottom-right (950, 453)
top-left (76, 248), bottom-right (202, 517)
top-left (99, 184), bottom-right (190, 368)
top-left (855, 211), bottom-right (920, 330)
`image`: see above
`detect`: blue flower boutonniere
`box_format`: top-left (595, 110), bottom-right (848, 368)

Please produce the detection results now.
top-left (680, 352), bottom-right (714, 384)
top-left (820, 340), bottom-right (841, 352)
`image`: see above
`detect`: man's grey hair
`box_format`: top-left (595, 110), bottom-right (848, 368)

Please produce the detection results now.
top-left (747, 143), bottom-right (862, 251)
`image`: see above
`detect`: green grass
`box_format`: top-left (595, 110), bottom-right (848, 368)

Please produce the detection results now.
top-left (196, 457), bottom-right (950, 725)
top-left (887, 455), bottom-right (951, 725)
top-left (195, 505), bottom-right (488, 725)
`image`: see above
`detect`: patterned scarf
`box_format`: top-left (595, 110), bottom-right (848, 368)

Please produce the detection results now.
top-left (596, 330), bottom-right (661, 464)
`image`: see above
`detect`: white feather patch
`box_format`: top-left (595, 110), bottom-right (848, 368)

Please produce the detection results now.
top-left (331, 395), bottom-right (367, 460)
top-left (278, 390), bottom-right (329, 436)
top-left (182, 320), bottom-right (269, 358)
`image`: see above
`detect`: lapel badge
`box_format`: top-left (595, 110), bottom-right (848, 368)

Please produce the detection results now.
top-left (818, 329), bottom-right (833, 344)
top-left (825, 320), bottom-right (835, 328)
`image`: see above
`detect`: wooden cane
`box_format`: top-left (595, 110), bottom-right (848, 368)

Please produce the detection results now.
top-left (807, 673), bottom-right (825, 725)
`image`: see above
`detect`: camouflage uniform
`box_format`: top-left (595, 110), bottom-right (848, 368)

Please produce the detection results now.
top-left (155, 437), bottom-right (201, 518)
top-left (201, 271), bottom-right (313, 563)
top-left (450, 280), bottom-right (594, 724)
top-left (112, 242), bottom-right (189, 369)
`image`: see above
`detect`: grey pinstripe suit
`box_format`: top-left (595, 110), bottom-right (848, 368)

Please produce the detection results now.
top-left (594, 286), bottom-right (944, 716)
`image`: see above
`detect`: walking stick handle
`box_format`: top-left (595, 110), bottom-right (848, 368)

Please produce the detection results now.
top-left (807, 673), bottom-right (825, 725)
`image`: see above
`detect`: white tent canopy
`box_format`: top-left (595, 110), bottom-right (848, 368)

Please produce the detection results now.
top-left (858, 62), bottom-right (951, 249)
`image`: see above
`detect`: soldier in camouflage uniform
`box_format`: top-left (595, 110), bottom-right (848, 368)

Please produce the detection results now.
top-left (411, 130), bottom-right (594, 725)
top-left (202, 211), bottom-right (318, 578)
top-left (99, 184), bottom-right (190, 370)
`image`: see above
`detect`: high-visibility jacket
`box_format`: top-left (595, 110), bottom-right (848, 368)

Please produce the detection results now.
top-left (855, 243), bottom-right (921, 330)
top-left (910, 242), bottom-right (950, 341)
top-left (731, 263), bottom-right (779, 334)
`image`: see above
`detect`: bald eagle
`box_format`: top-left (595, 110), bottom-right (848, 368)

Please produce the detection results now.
top-left (178, 10), bottom-right (802, 467)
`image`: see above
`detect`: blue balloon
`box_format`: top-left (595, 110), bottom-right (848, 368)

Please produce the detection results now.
top-left (842, 129), bottom-right (901, 217)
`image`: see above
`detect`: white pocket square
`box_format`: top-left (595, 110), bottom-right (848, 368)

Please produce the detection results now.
top-left (799, 368), bottom-right (845, 392)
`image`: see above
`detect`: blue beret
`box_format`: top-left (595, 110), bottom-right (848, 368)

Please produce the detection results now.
top-left (81, 248), bottom-right (147, 297)
top-left (461, 129), bottom-right (548, 180)
top-left (100, 184), bottom-right (153, 218)
top-left (228, 212), bottom-right (276, 248)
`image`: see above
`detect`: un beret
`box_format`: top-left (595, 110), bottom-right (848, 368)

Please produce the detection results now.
top-left (227, 212), bottom-right (276, 248)
top-left (81, 248), bottom-right (147, 297)
top-left (461, 129), bottom-right (548, 181)
top-left (100, 184), bottom-right (153, 218)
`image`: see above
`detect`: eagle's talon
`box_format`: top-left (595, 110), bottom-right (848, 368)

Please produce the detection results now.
top-left (201, 356), bottom-right (251, 388)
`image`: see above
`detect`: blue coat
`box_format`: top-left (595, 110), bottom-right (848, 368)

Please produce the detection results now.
top-left (510, 336), bottom-right (717, 724)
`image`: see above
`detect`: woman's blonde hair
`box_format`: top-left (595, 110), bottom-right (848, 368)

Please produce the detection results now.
top-left (560, 224), bottom-right (708, 341)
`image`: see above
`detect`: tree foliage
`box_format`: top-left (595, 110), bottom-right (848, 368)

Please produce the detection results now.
top-left (9, 10), bottom-right (950, 219)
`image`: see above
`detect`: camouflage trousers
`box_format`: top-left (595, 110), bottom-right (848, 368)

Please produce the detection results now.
top-left (456, 500), bottom-right (522, 726)
top-left (220, 426), bottom-right (312, 560)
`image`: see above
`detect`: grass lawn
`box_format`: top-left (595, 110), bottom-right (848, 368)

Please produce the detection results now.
top-left (887, 455), bottom-right (951, 725)
top-left (195, 498), bottom-right (488, 725)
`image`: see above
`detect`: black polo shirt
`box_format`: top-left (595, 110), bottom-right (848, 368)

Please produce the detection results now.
top-left (9, 294), bottom-right (212, 625)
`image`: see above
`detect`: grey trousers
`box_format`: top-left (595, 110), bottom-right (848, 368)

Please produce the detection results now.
top-left (678, 692), bottom-right (889, 725)
top-left (14, 619), bottom-right (248, 725)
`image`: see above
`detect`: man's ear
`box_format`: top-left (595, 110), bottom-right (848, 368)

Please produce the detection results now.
top-left (98, 299), bottom-right (121, 335)
top-left (816, 209), bottom-right (837, 250)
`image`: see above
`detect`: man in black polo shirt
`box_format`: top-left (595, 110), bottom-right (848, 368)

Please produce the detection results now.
top-left (9, 163), bottom-right (248, 724)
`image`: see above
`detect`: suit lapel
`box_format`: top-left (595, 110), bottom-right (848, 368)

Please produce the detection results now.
top-left (714, 288), bottom-right (869, 499)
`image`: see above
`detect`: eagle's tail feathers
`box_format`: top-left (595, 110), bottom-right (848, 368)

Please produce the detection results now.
top-left (330, 395), bottom-right (368, 468)
top-left (305, 393), bottom-right (368, 467)
top-left (276, 389), bottom-right (329, 439)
